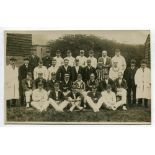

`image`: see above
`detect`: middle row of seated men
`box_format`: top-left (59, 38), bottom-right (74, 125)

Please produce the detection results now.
top-left (23, 70), bottom-right (127, 112)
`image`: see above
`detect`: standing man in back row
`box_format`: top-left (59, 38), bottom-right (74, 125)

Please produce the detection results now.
top-left (42, 50), bottom-right (52, 69)
top-left (76, 50), bottom-right (87, 67)
top-left (29, 47), bottom-right (40, 71)
top-left (64, 50), bottom-right (75, 67)
top-left (87, 50), bottom-right (97, 68)
top-left (98, 50), bottom-right (111, 75)
top-left (111, 49), bottom-right (126, 74)
top-left (54, 50), bottom-right (64, 67)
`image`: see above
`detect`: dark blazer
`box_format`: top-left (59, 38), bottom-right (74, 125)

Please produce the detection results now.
top-left (87, 91), bottom-right (101, 103)
top-left (124, 67), bottom-right (137, 87)
top-left (22, 78), bottom-right (35, 92)
top-left (67, 91), bottom-right (81, 99)
top-left (114, 78), bottom-right (127, 90)
top-left (98, 78), bottom-right (114, 91)
top-left (42, 56), bottom-right (53, 68)
top-left (82, 66), bottom-right (97, 82)
top-left (71, 66), bottom-right (83, 81)
top-left (60, 80), bottom-right (72, 92)
top-left (49, 90), bottom-right (64, 101)
top-left (29, 55), bottom-right (40, 70)
top-left (35, 78), bottom-right (47, 89)
top-left (19, 64), bottom-right (33, 81)
top-left (86, 79), bottom-right (99, 91)
top-left (98, 56), bottom-right (112, 69)
top-left (47, 79), bottom-right (59, 91)
top-left (56, 65), bottom-right (73, 81)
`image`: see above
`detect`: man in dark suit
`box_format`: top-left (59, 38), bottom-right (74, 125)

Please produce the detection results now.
top-left (60, 73), bottom-right (72, 97)
top-left (42, 50), bottom-right (52, 68)
top-left (124, 59), bottom-right (137, 106)
top-left (22, 72), bottom-right (35, 108)
top-left (19, 57), bottom-right (33, 106)
top-left (28, 47), bottom-right (40, 71)
top-left (19, 57), bottom-right (33, 81)
top-left (98, 72), bottom-right (114, 92)
top-left (98, 50), bottom-right (112, 75)
top-left (49, 83), bottom-right (69, 112)
top-left (56, 58), bottom-right (72, 81)
top-left (35, 73), bottom-right (47, 89)
top-left (82, 59), bottom-right (97, 82)
top-left (71, 58), bottom-right (83, 81)
top-left (47, 72), bottom-right (59, 92)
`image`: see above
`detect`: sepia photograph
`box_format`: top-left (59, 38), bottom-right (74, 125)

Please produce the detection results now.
top-left (4, 30), bottom-right (151, 124)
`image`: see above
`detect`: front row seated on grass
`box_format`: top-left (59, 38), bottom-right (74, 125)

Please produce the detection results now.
top-left (28, 80), bottom-right (127, 112)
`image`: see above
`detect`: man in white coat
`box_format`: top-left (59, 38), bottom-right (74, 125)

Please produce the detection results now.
top-left (135, 59), bottom-right (151, 108)
top-left (111, 49), bottom-right (126, 74)
top-left (5, 57), bottom-right (19, 107)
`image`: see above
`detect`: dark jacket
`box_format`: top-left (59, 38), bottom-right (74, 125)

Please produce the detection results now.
top-left (47, 79), bottom-right (59, 91)
top-left (35, 78), bottom-right (47, 89)
top-left (82, 66), bottom-right (97, 82)
top-left (87, 91), bottom-right (101, 103)
top-left (60, 80), bottom-right (72, 92)
top-left (98, 78), bottom-right (114, 91)
top-left (19, 64), bottom-right (33, 81)
top-left (98, 56), bottom-right (112, 69)
top-left (42, 56), bottom-right (53, 68)
top-left (22, 78), bottom-right (35, 92)
top-left (49, 90), bottom-right (64, 101)
top-left (71, 66), bottom-right (83, 81)
top-left (86, 79), bottom-right (99, 91)
top-left (114, 78), bottom-right (127, 90)
top-left (56, 65), bottom-right (73, 81)
top-left (67, 91), bottom-right (81, 99)
top-left (29, 55), bottom-right (40, 70)
top-left (124, 67), bottom-right (137, 87)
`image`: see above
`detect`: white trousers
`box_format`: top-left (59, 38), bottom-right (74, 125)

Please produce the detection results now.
top-left (69, 100), bottom-right (83, 112)
top-left (49, 98), bottom-right (69, 112)
top-left (85, 96), bottom-right (103, 112)
top-left (25, 90), bottom-right (32, 103)
top-left (100, 98), bottom-right (125, 110)
top-left (31, 101), bottom-right (49, 112)
top-left (86, 96), bottom-right (126, 111)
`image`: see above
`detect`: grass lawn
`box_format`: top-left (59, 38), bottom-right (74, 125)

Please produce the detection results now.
top-left (6, 106), bottom-right (151, 124)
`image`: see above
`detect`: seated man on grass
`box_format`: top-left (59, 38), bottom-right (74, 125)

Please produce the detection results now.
top-left (31, 82), bottom-right (49, 112)
top-left (22, 72), bottom-right (35, 108)
top-left (85, 85), bottom-right (102, 112)
top-left (49, 83), bottom-right (69, 112)
top-left (67, 85), bottom-right (83, 112)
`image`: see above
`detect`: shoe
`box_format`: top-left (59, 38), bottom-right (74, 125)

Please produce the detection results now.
top-left (26, 103), bottom-right (30, 108)
top-left (122, 106), bottom-right (127, 111)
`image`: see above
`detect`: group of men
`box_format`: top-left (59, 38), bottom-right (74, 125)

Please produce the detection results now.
top-left (5, 48), bottom-right (151, 112)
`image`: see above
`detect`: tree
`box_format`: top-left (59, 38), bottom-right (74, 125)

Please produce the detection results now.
top-left (47, 34), bottom-right (145, 67)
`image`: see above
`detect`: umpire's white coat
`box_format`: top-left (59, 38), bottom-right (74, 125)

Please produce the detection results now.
top-left (5, 64), bottom-right (19, 100)
top-left (134, 67), bottom-right (151, 99)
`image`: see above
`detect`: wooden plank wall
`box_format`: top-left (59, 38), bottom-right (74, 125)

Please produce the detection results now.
top-left (6, 33), bottom-right (32, 56)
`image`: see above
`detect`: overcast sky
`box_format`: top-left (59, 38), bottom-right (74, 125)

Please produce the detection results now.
top-left (8, 30), bottom-right (150, 45)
